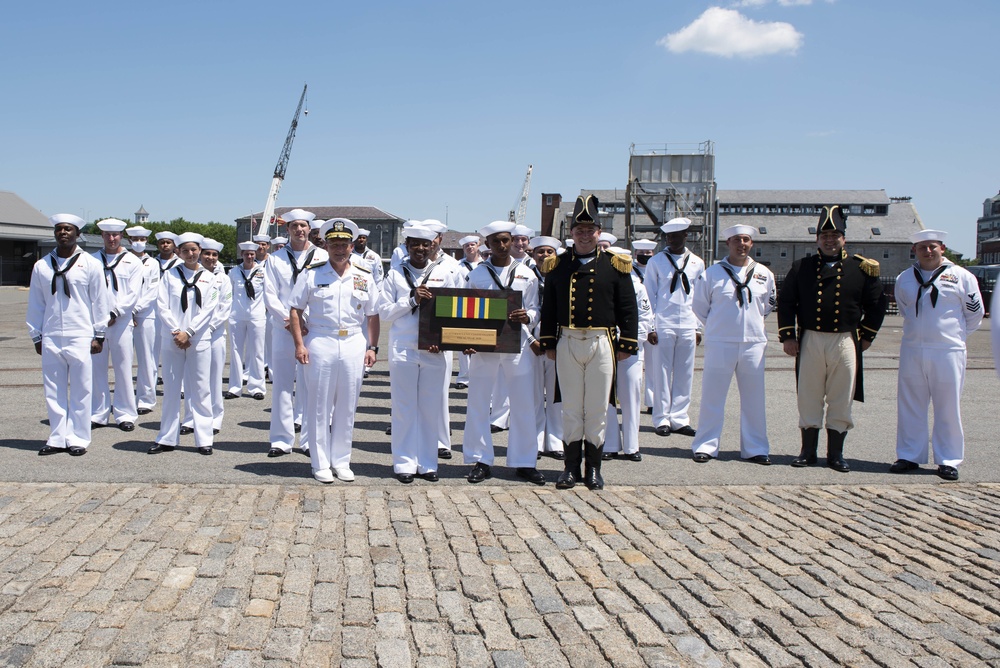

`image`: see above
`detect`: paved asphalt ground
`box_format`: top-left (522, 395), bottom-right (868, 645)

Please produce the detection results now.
top-left (1, 286), bottom-right (1000, 666)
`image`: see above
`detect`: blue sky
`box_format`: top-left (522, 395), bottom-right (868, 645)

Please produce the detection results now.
top-left (2, 0), bottom-right (997, 256)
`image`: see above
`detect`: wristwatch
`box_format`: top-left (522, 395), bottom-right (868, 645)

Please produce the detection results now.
top-left (367, 345), bottom-right (379, 353)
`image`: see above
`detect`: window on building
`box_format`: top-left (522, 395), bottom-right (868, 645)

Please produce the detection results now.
top-left (545, 195), bottom-right (552, 206)
top-left (755, 248), bottom-right (762, 257)
top-left (872, 228), bottom-right (881, 235)
top-left (850, 205), bottom-right (862, 214)
top-left (883, 250), bottom-right (890, 259)
top-left (808, 226), bottom-right (817, 234)
top-left (876, 205), bottom-right (887, 214)
top-left (758, 226), bottom-right (767, 235)
top-left (780, 248), bottom-right (787, 258)
top-left (864, 205), bottom-right (875, 214)
top-left (910, 250), bottom-right (916, 259)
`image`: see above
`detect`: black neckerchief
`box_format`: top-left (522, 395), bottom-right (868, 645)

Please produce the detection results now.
top-left (159, 257), bottom-right (179, 275)
top-left (101, 251), bottom-right (128, 292)
top-left (402, 259), bottom-right (443, 313)
top-left (176, 267), bottom-right (204, 312)
top-left (664, 250), bottom-right (690, 294)
top-left (460, 259), bottom-right (474, 273)
top-left (287, 247), bottom-right (316, 284)
top-left (720, 261), bottom-right (756, 307)
top-left (241, 266), bottom-right (259, 300)
top-left (913, 264), bottom-right (949, 316)
top-left (50, 252), bottom-right (82, 297)
top-left (483, 260), bottom-right (517, 290)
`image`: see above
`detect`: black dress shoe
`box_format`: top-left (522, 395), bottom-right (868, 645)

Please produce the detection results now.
top-left (68, 446), bottom-right (87, 456)
top-left (693, 453), bottom-right (712, 463)
top-left (655, 426), bottom-right (671, 437)
top-left (252, 393), bottom-right (265, 401)
top-left (223, 392), bottom-right (237, 400)
top-left (397, 473), bottom-right (414, 484)
top-left (601, 452), bottom-right (613, 461)
top-left (516, 468), bottom-right (546, 485)
top-left (889, 459), bottom-right (919, 473)
top-left (137, 408), bottom-right (152, 415)
top-left (548, 451), bottom-right (565, 460)
top-left (198, 446), bottom-right (213, 456)
top-left (147, 444), bottom-right (175, 454)
top-left (437, 448), bottom-right (452, 459)
top-left (267, 448), bottom-right (287, 458)
top-left (615, 452), bottom-right (642, 462)
top-left (828, 458), bottom-right (850, 473)
top-left (673, 425), bottom-right (697, 437)
top-left (467, 463), bottom-right (492, 483)
top-left (179, 426), bottom-right (194, 435)
top-left (490, 425), bottom-right (504, 433)
top-left (790, 454), bottom-right (818, 467)
top-left (294, 423), bottom-right (301, 433)
top-left (119, 422), bottom-right (135, 432)
top-left (419, 471), bottom-right (439, 482)
top-left (38, 446), bottom-right (63, 456)
top-left (213, 429), bottom-right (220, 435)
top-left (744, 454), bottom-right (771, 465)
top-left (455, 382), bottom-right (468, 390)
top-left (385, 426), bottom-right (392, 435)
top-left (91, 422), bottom-right (106, 429)
top-left (937, 465), bottom-right (959, 481)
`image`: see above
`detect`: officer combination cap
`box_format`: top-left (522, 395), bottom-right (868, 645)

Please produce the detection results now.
top-left (176, 232), bottom-right (204, 248)
top-left (96, 219), bottom-right (127, 233)
top-left (660, 217), bottom-right (691, 234)
top-left (403, 225), bottom-right (438, 242)
top-left (512, 225), bottom-right (534, 238)
top-left (421, 219), bottom-right (448, 235)
top-left (478, 220), bottom-right (516, 238)
top-left (911, 229), bottom-right (947, 244)
top-left (529, 236), bottom-right (562, 250)
top-left (817, 205), bottom-right (848, 235)
top-left (201, 238), bottom-right (224, 253)
top-left (125, 226), bottom-right (152, 238)
top-left (599, 232), bottom-right (618, 245)
top-left (571, 195), bottom-right (601, 228)
top-left (49, 213), bottom-right (86, 229)
top-left (238, 241), bottom-right (259, 252)
top-left (270, 236), bottom-right (288, 246)
top-left (459, 235), bottom-right (480, 246)
top-left (321, 218), bottom-right (359, 241)
top-left (155, 231), bottom-right (179, 242)
top-left (722, 224), bottom-right (756, 240)
top-left (631, 239), bottom-right (657, 251)
top-left (279, 209), bottom-right (316, 224)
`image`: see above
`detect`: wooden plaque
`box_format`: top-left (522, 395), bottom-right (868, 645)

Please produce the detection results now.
top-left (418, 287), bottom-right (523, 353)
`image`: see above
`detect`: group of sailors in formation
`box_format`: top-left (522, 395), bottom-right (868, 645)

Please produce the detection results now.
top-left (26, 200), bottom-right (992, 485)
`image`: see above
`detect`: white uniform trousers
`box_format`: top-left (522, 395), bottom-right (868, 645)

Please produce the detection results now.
top-left (896, 346), bottom-right (967, 468)
top-left (797, 330), bottom-right (856, 432)
top-left (490, 373), bottom-right (510, 430)
top-left (652, 328), bottom-right (696, 430)
top-left (228, 319), bottom-right (266, 396)
top-left (269, 328), bottom-right (309, 452)
top-left (390, 352), bottom-right (448, 474)
top-left (305, 331), bottom-right (365, 473)
top-left (556, 329), bottom-right (614, 446)
top-left (534, 355), bottom-right (564, 454)
top-left (41, 336), bottom-right (94, 449)
top-left (437, 352), bottom-right (453, 453)
top-left (264, 316), bottom-right (273, 376)
top-left (691, 341), bottom-right (769, 459)
top-left (157, 338), bottom-right (213, 447)
top-left (183, 328), bottom-right (227, 431)
top-left (134, 314), bottom-right (157, 411)
top-left (457, 352), bottom-right (471, 384)
top-left (92, 318), bottom-right (138, 424)
top-left (604, 352), bottom-right (643, 455)
top-left (643, 340), bottom-right (656, 409)
top-left (463, 351), bottom-right (537, 468)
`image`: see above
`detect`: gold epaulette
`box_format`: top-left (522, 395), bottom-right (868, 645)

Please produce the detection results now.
top-left (541, 255), bottom-right (560, 274)
top-left (351, 261), bottom-right (372, 274)
top-left (609, 252), bottom-right (632, 274)
top-left (854, 254), bottom-right (879, 277)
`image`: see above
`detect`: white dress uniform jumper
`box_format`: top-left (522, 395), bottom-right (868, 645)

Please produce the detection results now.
top-left (183, 267), bottom-right (231, 432)
top-left (228, 262), bottom-right (267, 397)
top-left (133, 254), bottom-right (160, 412)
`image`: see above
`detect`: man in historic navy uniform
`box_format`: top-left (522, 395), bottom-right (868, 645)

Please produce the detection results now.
top-left (778, 205), bottom-right (887, 472)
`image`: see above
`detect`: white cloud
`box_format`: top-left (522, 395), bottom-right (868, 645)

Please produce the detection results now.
top-left (659, 7), bottom-right (804, 58)
top-left (734, 0), bottom-right (820, 6)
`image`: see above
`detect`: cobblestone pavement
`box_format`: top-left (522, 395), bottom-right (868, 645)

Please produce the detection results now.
top-left (2, 481), bottom-right (1000, 667)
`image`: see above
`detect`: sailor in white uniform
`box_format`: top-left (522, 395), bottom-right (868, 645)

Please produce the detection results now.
top-left (263, 212), bottom-right (327, 456)
top-left (154, 231), bottom-right (181, 372)
top-left (308, 219), bottom-right (326, 249)
top-left (462, 221), bottom-right (543, 485)
top-left (644, 218), bottom-right (705, 437)
top-left (88, 219), bottom-right (144, 432)
top-left (689, 225), bottom-right (776, 464)
top-left (253, 233), bottom-right (273, 376)
top-left (150, 232), bottom-right (220, 455)
top-left (455, 234), bottom-right (482, 389)
top-left (226, 241), bottom-right (267, 399)
top-left (125, 226), bottom-right (160, 415)
top-left (891, 229), bottom-right (983, 481)
top-left (631, 239), bottom-right (658, 409)
top-left (379, 224), bottom-right (461, 482)
top-left (270, 236), bottom-right (287, 253)
top-left (28, 214), bottom-right (111, 456)
top-left (290, 218), bottom-right (381, 483)
top-left (528, 236), bottom-right (564, 459)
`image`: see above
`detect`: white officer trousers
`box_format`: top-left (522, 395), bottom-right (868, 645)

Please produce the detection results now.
top-left (92, 317), bottom-right (138, 425)
top-left (556, 329), bottom-right (614, 446)
top-left (463, 351), bottom-right (537, 468)
top-left (390, 352), bottom-right (448, 474)
top-left (158, 337), bottom-right (213, 447)
top-left (269, 327), bottom-right (309, 452)
top-left (42, 336), bottom-right (94, 449)
top-left (691, 341), bottom-right (769, 459)
top-left (534, 355), bottom-right (563, 453)
top-left (457, 352), bottom-right (471, 384)
top-left (134, 314), bottom-right (157, 411)
top-left (305, 331), bottom-right (365, 474)
top-left (228, 319), bottom-right (266, 396)
top-left (652, 328), bottom-right (696, 430)
top-left (643, 340), bottom-right (656, 409)
top-left (437, 352), bottom-right (453, 453)
top-left (183, 328), bottom-right (226, 431)
top-left (605, 352), bottom-right (643, 455)
top-left (896, 346), bottom-right (967, 468)
top-left (490, 372), bottom-right (511, 430)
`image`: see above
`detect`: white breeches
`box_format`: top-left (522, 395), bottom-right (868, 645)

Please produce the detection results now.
top-left (556, 329), bottom-right (613, 446)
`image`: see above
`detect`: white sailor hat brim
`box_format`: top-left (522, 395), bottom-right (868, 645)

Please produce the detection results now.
top-left (478, 221), bottom-right (516, 238)
top-left (660, 218), bottom-right (692, 234)
top-left (279, 209), bottom-right (316, 224)
top-left (911, 229), bottom-right (947, 244)
top-left (529, 236), bottom-right (561, 250)
top-left (723, 224), bottom-right (756, 240)
top-left (49, 213), bottom-right (86, 229)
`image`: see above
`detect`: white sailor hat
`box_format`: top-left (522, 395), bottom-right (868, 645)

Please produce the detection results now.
top-left (202, 238), bottom-right (224, 253)
top-left (403, 219), bottom-right (422, 229)
top-left (310, 219), bottom-right (325, 230)
top-left (96, 218), bottom-right (127, 233)
top-left (478, 220), bottom-right (516, 238)
top-left (176, 232), bottom-right (204, 247)
top-left (565, 239), bottom-right (575, 247)
top-left (459, 235), bottom-right (480, 246)
top-left (599, 232), bottom-right (618, 245)
top-left (252, 234), bottom-right (271, 243)
top-left (356, 228), bottom-right (371, 237)
top-left (421, 219), bottom-right (448, 235)
top-left (238, 241), bottom-right (259, 252)
top-left (529, 236), bottom-right (562, 250)
top-left (155, 231), bottom-right (179, 242)
top-left (632, 239), bottom-right (657, 251)
top-left (270, 236), bottom-right (288, 246)
top-left (911, 229), bottom-right (947, 244)
top-left (722, 224), bottom-right (756, 240)
top-left (660, 218), bottom-right (691, 234)
top-left (125, 226), bottom-right (153, 238)
top-left (279, 209), bottom-right (316, 224)
top-left (512, 225), bottom-right (534, 238)
top-left (49, 213), bottom-right (86, 229)
top-left (320, 218), bottom-right (359, 241)
top-left (403, 225), bottom-right (438, 242)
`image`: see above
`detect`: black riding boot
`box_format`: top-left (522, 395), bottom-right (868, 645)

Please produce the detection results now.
top-left (826, 428), bottom-right (850, 472)
top-left (556, 441), bottom-right (583, 489)
top-left (790, 427), bottom-right (820, 467)
top-left (583, 441), bottom-right (605, 490)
